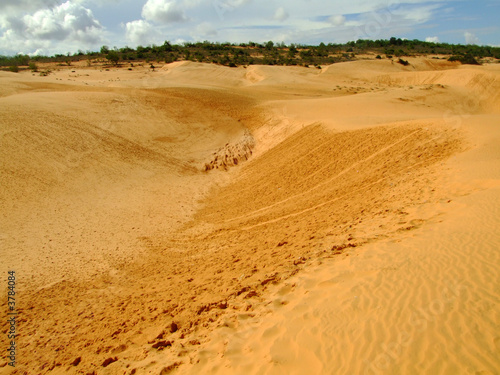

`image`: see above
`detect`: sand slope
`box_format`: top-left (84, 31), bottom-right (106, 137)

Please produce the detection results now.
top-left (0, 59), bottom-right (499, 374)
top-left (183, 116), bottom-right (500, 375)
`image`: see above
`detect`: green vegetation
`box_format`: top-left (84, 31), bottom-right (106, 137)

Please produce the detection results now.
top-left (1, 38), bottom-right (499, 71)
top-left (106, 51), bottom-right (120, 66)
top-left (448, 53), bottom-right (480, 65)
top-left (398, 58), bottom-right (410, 66)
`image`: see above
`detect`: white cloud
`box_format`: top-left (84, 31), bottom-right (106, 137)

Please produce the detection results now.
top-left (0, 0), bottom-right (60, 14)
top-left (29, 1), bottom-right (102, 42)
top-left (273, 7), bottom-right (289, 22)
top-left (219, 0), bottom-right (251, 7)
top-left (426, 36), bottom-right (439, 43)
top-left (195, 22), bottom-right (217, 37)
top-left (125, 19), bottom-right (153, 46)
top-left (0, 1), bottom-right (103, 54)
top-left (142, 0), bottom-right (188, 24)
top-left (391, 4), bottom-right (440, 24)
top-left (464, 31), bottom-right (479, 45)
top-left (0, 0), bottom-right (497, 56)
top-left (28, 48), bottom-right (47, 56)
top-left (347, 2), bottom-right (442, 41)
top-left (211, 0), bottom-right (252, 20)
top-left (328, 15), bottom-right (346, 27)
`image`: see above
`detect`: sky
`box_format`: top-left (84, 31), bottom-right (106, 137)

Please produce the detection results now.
top-left (0, 0), bottom-right (498, 56)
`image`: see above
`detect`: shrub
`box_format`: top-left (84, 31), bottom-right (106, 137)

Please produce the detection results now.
top-left (29, 62), bottom-right (38, 71)
top-left (9, 65), bottom-right (18, 72)
top-left (448, 53), bottom-right (480, 65)
top-left (395, 49), bottom-right (405, 57)
top-left (106, 51), bottom-right (120, 65)
top-left (398, 58), bottom-right (409, 66)
top-left (376, 55), bottom-right (382, 59)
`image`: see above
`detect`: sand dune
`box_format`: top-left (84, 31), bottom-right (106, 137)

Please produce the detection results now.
top-left (181, 116), bottom-right (500, 375)
top-left (0, 58), bottom-right (499, 374)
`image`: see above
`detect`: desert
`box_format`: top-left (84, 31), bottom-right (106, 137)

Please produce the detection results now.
top-left (1, 54), bottom-right (499, 375)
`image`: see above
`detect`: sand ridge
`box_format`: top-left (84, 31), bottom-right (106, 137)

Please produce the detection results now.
top-left (0, 58), bottom-right (499, 374)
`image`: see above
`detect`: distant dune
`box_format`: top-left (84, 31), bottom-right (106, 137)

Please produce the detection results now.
top-left (0, 58), bottom-right (499, 375)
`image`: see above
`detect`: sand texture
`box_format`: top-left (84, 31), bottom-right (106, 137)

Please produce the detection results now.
top-left (0, 58), bottom-right (499, 374)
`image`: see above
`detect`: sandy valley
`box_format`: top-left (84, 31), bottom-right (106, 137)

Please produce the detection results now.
top-left (1, 57), bottom-right (499, 374)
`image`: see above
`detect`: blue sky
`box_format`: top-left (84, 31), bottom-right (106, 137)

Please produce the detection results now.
top-left (0, 0), bottom-right (498, 56)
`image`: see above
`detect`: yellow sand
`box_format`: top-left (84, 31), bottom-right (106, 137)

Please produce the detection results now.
top-left (0, 58), bottom-right (499, 374)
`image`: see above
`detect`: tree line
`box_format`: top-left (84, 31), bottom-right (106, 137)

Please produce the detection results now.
top-left (1, 38), bottom-right (499, 70)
